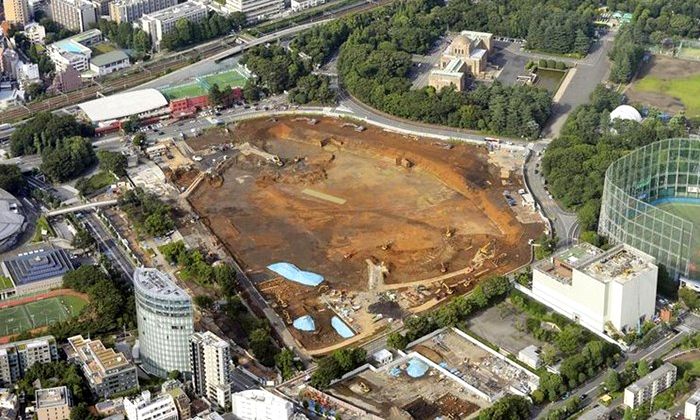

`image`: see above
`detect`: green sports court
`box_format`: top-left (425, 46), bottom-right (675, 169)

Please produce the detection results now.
top-left (0, 295), bottom-right (88, 336)
top-left (161, 67), bottom-right (250, 100)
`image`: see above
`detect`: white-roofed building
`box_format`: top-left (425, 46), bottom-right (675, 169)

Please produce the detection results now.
top-left (610, 104), bottom-right (642, 123)
top-left (77, 89), bottom-right (168, 123)
top-left (0, 189), bottom-right (25, 254)
top-left (231, 389), bottom-right (293, 420)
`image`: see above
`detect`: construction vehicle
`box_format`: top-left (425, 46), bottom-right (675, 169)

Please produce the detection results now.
top-left (343, 250), bottom-right (356, 259)
top-left (380, 240), bottom-right (393, 251)
top-left (444, 227), bottom-right (454, 238)
top-left (441, 282), bottom-right (453, 295)
top-left (358, 381), bottom-right (370, 393)
top-left (440, 262), bottom-right (448, 273)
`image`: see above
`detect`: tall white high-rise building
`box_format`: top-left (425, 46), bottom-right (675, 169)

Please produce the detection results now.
top-left (49, 0), bottom-right (97, 32)
top-left (190, 331), bottom-right (232, 411)
top-left (134, 268), bottom-right (193, 378)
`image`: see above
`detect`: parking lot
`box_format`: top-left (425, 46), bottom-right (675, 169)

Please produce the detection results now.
top-left (466, 301), bottom-right (546, 355)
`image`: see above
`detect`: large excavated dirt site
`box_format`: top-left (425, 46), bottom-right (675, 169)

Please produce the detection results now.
top-left (188, 117), bottom-right (543, 352)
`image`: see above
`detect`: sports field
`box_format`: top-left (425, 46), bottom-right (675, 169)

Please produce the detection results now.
top-left (635, 74), bottom-right (700, 117)
top-left (658, 202), bottom-right (700, 276)
top-left (0, 295), bottom-right (87, 336)
top-left (161, 68), bottom-right (249, 100)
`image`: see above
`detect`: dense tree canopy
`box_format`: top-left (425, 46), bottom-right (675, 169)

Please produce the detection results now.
top-left (118, 188), bottom-right (175, 237)
top-left (97, 19), bottom-right (151, 55)
top-left (97, 150), bottom-right (128, 177)
top-left (477, 395), bottom-right (531, 420)
top-left (310, 347), bottom-right (366, 389)
top-left (160, 13), bottom-right (240, 51)
top-left (10, 112), bottom-right (94, 156)
top-left (41, 137), bottom-right (97, 183)
top-left (0, 165), bottom-right (24, 194)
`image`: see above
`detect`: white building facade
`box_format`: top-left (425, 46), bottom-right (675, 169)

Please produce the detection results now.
top-left (141, 1), bottom-right (208, 49)
top-left (124, 391), bottom-right (177, 420)
top-left (686, 389), bottom-right (700, 420)
top-left (624, 363), bottom-right (677, 409)
top-left (224, 0), bottom-right (283, 22)
top-left (231, 390), bottom-right (293, 420)
top-left (134, 268), bottom-right (193, 378)
top-left (532, 243), bottom-right (658, 336)
top-left (190, 331), bottom-right (232, 411)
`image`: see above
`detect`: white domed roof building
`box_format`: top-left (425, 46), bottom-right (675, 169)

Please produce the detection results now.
top-left (610, 105), bottom-right (643, 123)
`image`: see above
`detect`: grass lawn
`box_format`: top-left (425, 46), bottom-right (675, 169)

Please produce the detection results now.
top-left (162, 83), bottom-right (207, 100)
top-left (91, 42), bottom-right (117, 56)
top-left (0, 295), bottom-right (89, 336)
top-left (635, 73), bottom-right (700, 116)
top-left (0, 276), bottom-right (13, 291)
top-left (32, 216), bottom-right (54, 242)
top-left (78, 171), bottom-right (116, 196)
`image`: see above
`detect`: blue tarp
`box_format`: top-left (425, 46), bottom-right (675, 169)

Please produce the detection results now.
top-left (267, 262), bottom-right (324, 286)
top-left (406, 358), bottom-right (429, 378)
top-left (331, 316), bottom-right (355, 338)
top-left (292, 315), bottom-right (316, 332)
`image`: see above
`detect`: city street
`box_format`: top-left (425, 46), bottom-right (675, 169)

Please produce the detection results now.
top-left (81, 211), bottom-right (137, 280)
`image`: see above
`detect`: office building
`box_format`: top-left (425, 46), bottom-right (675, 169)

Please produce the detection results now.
top-left (532, 243), bottom-right (657, 336)
top-left (0, 247), bottom-right (75, 299)
top-left (89, 50), bottom-right (130, 76)
top-left (231, 389), bottom-right (293, 420)
top-left (429, 30), bottom-right (493, 91)
top-left (686, 389), bottom-right (700, 420)
top-left (49, 0), bottom-right (97, 32)
top-left (3, 0), bottom-right (30, 25)
top-left (35, 387), bottom-right (72, 420)
top-left (134, 268), bottom-right (193, 378)
top-left (141, 1), bottom-right (207, 49)
top-left (108, 0), bottom-right (176, 24)
top-left (23, 23), bottom-right (46, 44)
top-left (65, 335), bottom-right (139, 398)
top-left (0, 336), bottom-right (58, 386)
top-left (190, 331), bottom-right (232, 410)
top-left (624, 363), bottom-right (677, 409)
top-left (123, 391), bottom-right (177, 420)
top-left (224, 0), bottom-right (283, 22)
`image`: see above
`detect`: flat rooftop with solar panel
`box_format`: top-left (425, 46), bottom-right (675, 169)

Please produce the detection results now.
top-left (323, 327), bottom-right (538, 419)
top-left (0, 244), bottom-right (75, 300)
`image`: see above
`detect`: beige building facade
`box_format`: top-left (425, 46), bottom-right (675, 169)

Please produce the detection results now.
top-left (429, 30), bottom-right (493, 92)
top-left (3, 0), bottom-right (30, 25)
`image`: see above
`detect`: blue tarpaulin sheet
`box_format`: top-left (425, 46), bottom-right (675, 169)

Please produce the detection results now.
top-left (267, 262), bottom-right (324, 286)
top-left (331, 316), bottom-right (355, 338)
top-left (293, 315), bottom-right (316, 332)
top-left (406, 358), bottom-right (429, 378)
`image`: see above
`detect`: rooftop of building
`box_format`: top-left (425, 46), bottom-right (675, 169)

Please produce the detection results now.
top-left (534, 242), bottom-right (604, 284)
top-left (66, 335), bottom-right (132, 379)
top-left (470, 48), bottom-right (487, 59)
top-left (191, 331), bottom-right (229, 349)
top-left (133, 267), bottom-right (190, 301)
top-left (49, 39), bottom-right (91, 57)
top-left (68, 28), bottom-right (102, 44)
top-left (0, 335), bottom-right (55, 352)
top-left (626, 363), bottom-right (677, 393)
top-left (35, 387), bottom-right (71, 409)
top-left (90, 50), bottom-right (129, 67)
top-left (686, 388), bottom-right (700, 406)
top-left (77, 88), bottom-right (168, 122)
top-left (142, 1), bottom-right (206, 19)
top-left (2, 247), bottom-right (74, 285)
top-left (126, 391), bottom-right (173, 409)
top-left (580, 244), bottom-right (657, 283)
top-left (0, 188), bottom-right (24, 247)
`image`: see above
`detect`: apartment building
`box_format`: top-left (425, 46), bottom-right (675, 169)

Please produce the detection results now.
top-left (224, 0), bottom-right (283, 22)
top-left (36, 387), bottom-right (72, 420)
top-left (624, 363), bottom-right (677, 409)
top-left (0, 336), bottom-right (58, 386)
top-left (190, 331), bottom-right (232, 410)
top-left (124, 391), bottom-right (178, 420)
top-left (23, 22), bottom-right (46, 44)
top-left (141, 1), bottom-right (207, 50)
top-left (108, 0), bottom-right (176, 23)
top-left (49, 0), bottom-right (97, 31)
top-left (686, 389), bottom-right (700, 420)
top-left (65, 335), bottom-right (139, 398)
top-left (3, 0), bottom-right (31, 25)
top-left (231, 389), bottom-right (293, 420)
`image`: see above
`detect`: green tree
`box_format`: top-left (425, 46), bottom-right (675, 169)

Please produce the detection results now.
top-left (70, 403), bottom-right (97, 420)
top-left (637, 360), bottom-right (650, 377)
top-left (477, 395), bottom-right (531, 420)
top-left (122, 115), bottom-right (139, 134)
top-left (387, 332), bottom-right (409, 350)
top-left (72, 228), bottom-right (96, 251)
top-left (194, 295), bottom-right (214, 310)
top-left (25, 82), bottom-right (46, 101)
top-left (168, 370), bottom-right (181, 380)
top-left (250, 328), bottom-right (277, 367)
top-left (97, 150), bottom-right (128, 177)
top-left (0, 164), bottom-right (25, 194)
top-left (40, 137), bottom-right (97, 182)
top-left (275, 348), bottom-right (297, 380)
top-left (680, 287), bottom-right (700, 310)
top-left (605, 369), bottom-right (621, 392)
top-left (243, 80), bottom-right (261, 103)
top-left (209, 83), bottom-right (223, 107)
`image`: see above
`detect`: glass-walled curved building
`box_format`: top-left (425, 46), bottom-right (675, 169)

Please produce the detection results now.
top-left (599, 138), bottom-right (700, 282)
top-left (134, 268), bottom-right (193, 378)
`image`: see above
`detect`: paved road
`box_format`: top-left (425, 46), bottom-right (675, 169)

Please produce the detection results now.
top-left (82, 211), bottom-right (137, 280)
top-left (542, 30), bottom-right (616, 138)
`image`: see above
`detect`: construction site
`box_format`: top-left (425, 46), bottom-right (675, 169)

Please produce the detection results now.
top-left (322, 327), bottom-right (539, 419)
top-left (187, 117), bottom-right (543, 352)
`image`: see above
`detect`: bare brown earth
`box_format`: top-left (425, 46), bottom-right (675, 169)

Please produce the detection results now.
top-left (189, 117), bottom-right (542, 350)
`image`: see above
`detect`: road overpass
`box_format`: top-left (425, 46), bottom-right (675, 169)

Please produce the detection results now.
top-left (46, 199), bottom-right (118, 217)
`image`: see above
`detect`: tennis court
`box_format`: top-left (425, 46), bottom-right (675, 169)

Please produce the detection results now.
top-left (161, 68), bottom-right (249, 100)
top-left (0, 295), bottom-right (88, 336)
